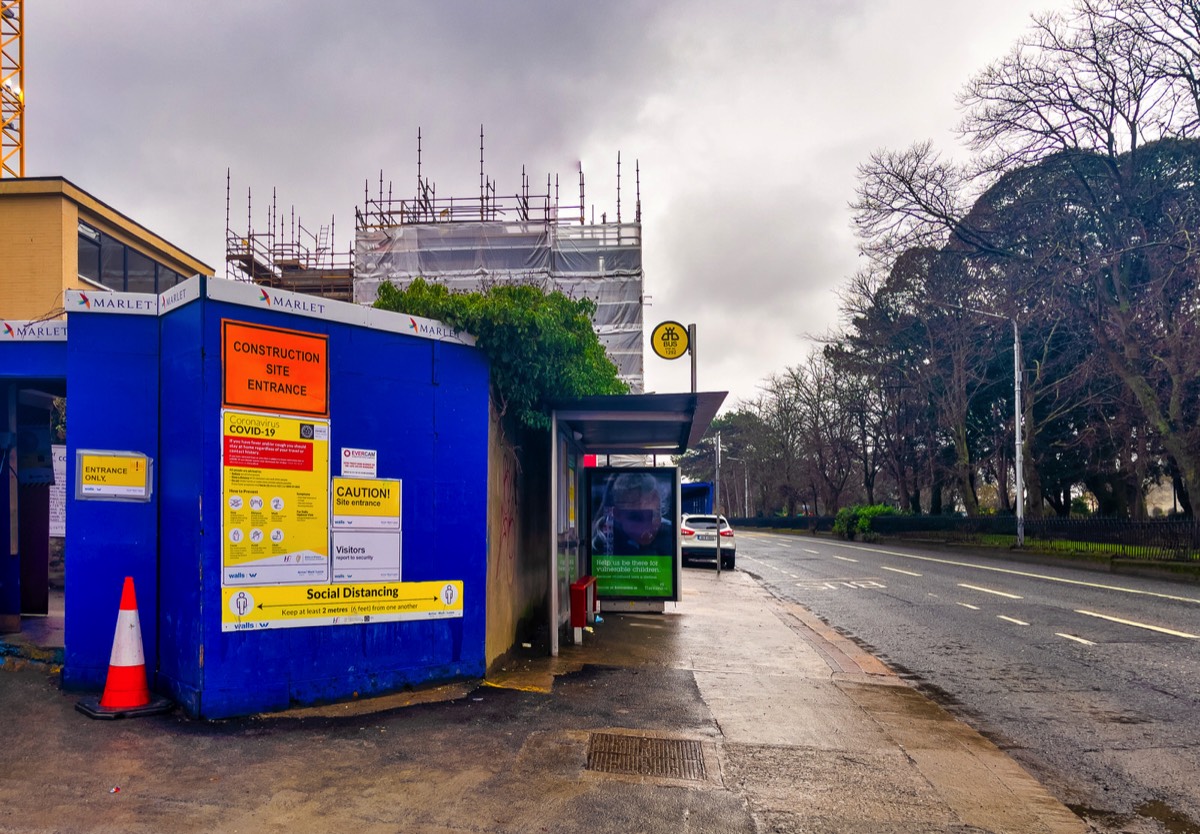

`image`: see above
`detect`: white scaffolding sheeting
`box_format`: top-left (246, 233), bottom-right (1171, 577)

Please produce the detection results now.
top-left (354, 221), bottom-right (644, 392)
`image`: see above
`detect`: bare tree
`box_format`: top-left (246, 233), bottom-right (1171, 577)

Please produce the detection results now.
top-left (749, 375), bottom-right (807, 516)
top-left (788, 353), bottom-right (858, 513)
top-left (833, 268), bottom-right (935, 512)
top-left (849, 0), bottom-right (1200, 515)
top-left (1091, 0), bottom-right (1200, 134)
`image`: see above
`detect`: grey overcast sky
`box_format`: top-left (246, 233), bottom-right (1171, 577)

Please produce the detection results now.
top-left (26, 0), bottom-right (1072, 408)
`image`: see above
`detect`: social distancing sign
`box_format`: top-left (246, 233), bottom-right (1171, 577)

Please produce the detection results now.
top-left (222, 580), bottom-right (462, 631)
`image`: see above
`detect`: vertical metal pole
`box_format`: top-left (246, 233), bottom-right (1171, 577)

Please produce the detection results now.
top-left (714, 431), bottom-right (721, 576)
top-left (744, 464), bottom-right (749, 518)
top-left (1013, 319), bottom-right (1025, 548)
top-left (689, 324), bottom-right (697, 394)
top-left (549, 412), bottom-right (560, 656)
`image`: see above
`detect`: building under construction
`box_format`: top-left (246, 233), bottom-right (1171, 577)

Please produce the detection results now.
top-left (224, 173), bottom-right (355, 302)
top-left (226, 134), bottom-right (645, 392)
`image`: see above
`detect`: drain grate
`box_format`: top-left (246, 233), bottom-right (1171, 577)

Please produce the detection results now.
top-left (586, 732), bottom-right (707, 781)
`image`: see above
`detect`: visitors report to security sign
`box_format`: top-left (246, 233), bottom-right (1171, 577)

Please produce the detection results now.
top-left (222, 410), bottom-right (330, 585)
top-left (332, 477), bottom-right (403, 582)
top-left (222, 319), bottom-right (329, 417)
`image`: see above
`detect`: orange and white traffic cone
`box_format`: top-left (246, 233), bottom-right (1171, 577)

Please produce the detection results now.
top-left (76, 576), bottom-right (172, 720)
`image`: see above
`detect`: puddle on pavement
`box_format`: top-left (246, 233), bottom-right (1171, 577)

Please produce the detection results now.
top-left (1068, 800), bottom-right (1200, 833)
top-left (1138, 800), bottom-right (1200, 834)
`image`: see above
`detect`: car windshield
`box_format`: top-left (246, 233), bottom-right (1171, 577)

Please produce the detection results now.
top-left (685, 515), bottom-right (728, 530)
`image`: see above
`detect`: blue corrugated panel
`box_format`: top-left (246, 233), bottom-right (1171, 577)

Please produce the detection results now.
top-left (62, 311), bottom-right (161, 690)
top-left (0, 340), bottom-right (68, 380)
top-left (155, 296), bottom-right (206, 713)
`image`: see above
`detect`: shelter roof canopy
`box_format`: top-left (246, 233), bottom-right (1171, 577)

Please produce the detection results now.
top-left (550, 392), bottom-right (726, 456)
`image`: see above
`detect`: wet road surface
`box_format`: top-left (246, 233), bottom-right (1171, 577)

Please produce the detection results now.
top-left (737, 530), bottom-right (1200, 834)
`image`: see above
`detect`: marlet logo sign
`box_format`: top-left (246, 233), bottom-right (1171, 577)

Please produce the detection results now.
top-left (259, 289), bottom-right (272, 305)
top-left (78, 293), bottom-right (92, 309)
top-left (2, 321), bottom-right (68, 340)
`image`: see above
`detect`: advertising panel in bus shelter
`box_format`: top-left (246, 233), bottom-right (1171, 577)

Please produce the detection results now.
top-left (586, 466), bottom-right (680, 601)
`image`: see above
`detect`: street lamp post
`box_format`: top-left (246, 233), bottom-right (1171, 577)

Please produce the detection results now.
top-left (1010, 318), bottom-right (1024, 548)
top-left (714, 430), bottom-right (721, 576)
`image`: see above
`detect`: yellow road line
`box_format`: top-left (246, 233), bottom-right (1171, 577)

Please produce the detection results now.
top-left (997, 615), bottom-right (1030, 626)
top-left (956, 602), bottom-right (980, 610)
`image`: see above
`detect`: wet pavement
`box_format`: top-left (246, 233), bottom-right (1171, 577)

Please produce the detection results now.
top-left (0, 567), bottom-right (1086, 833)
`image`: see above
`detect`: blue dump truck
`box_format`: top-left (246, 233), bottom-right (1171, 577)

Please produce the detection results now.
top-left (681, 481), bottom-right (714, 516)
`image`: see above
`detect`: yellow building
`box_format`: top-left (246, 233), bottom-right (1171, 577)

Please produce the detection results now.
top-left (0, 177), bottom-right (213, 319)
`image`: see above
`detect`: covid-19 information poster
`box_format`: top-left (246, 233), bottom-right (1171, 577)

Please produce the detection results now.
top-left (221, 410), bottom-right (330, 585)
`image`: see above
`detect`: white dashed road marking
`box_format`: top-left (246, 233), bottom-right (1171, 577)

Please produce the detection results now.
top-left (1075, 610), bottom-right (1200, 639)
top-left (820, 540), bottom-right (1200, 605)
top-left (1057, 633), bottom-right (1096, 646)
top-left (958, 583), bottom-right (1023, 600)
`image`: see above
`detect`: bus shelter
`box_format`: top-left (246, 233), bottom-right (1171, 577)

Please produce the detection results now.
top-left (548, 392), bottom-right (725, 655)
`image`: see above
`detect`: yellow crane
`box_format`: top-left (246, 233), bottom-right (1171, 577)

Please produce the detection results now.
top-left (1, 0), bottom-right (23, 178)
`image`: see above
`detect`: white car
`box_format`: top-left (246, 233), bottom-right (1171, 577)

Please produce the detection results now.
top-left (680, 514), bottom-right (736, 570)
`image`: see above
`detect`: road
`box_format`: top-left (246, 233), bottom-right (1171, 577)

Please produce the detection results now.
top-left (735, 530), bottom-right (1200, 834)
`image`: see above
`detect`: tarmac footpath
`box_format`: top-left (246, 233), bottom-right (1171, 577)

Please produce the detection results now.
top-left (0, 567), bottom-right (1086, 834)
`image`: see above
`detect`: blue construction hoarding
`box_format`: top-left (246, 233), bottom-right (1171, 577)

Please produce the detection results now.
top-left (5, 276), bottom-right (491, 718)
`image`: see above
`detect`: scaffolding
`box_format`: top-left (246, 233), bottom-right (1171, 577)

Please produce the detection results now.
top-left (354, 129), bottom-right (645, 392)
top-left (224, 171), bottom-right (354, 301)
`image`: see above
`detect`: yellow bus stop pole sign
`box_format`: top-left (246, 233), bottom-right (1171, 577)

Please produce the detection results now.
top-left (650, 321), bottom-right (689, 360)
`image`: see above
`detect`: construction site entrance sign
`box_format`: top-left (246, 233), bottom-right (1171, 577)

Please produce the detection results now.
top-left (221, 319), bottom-right (329, 417)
